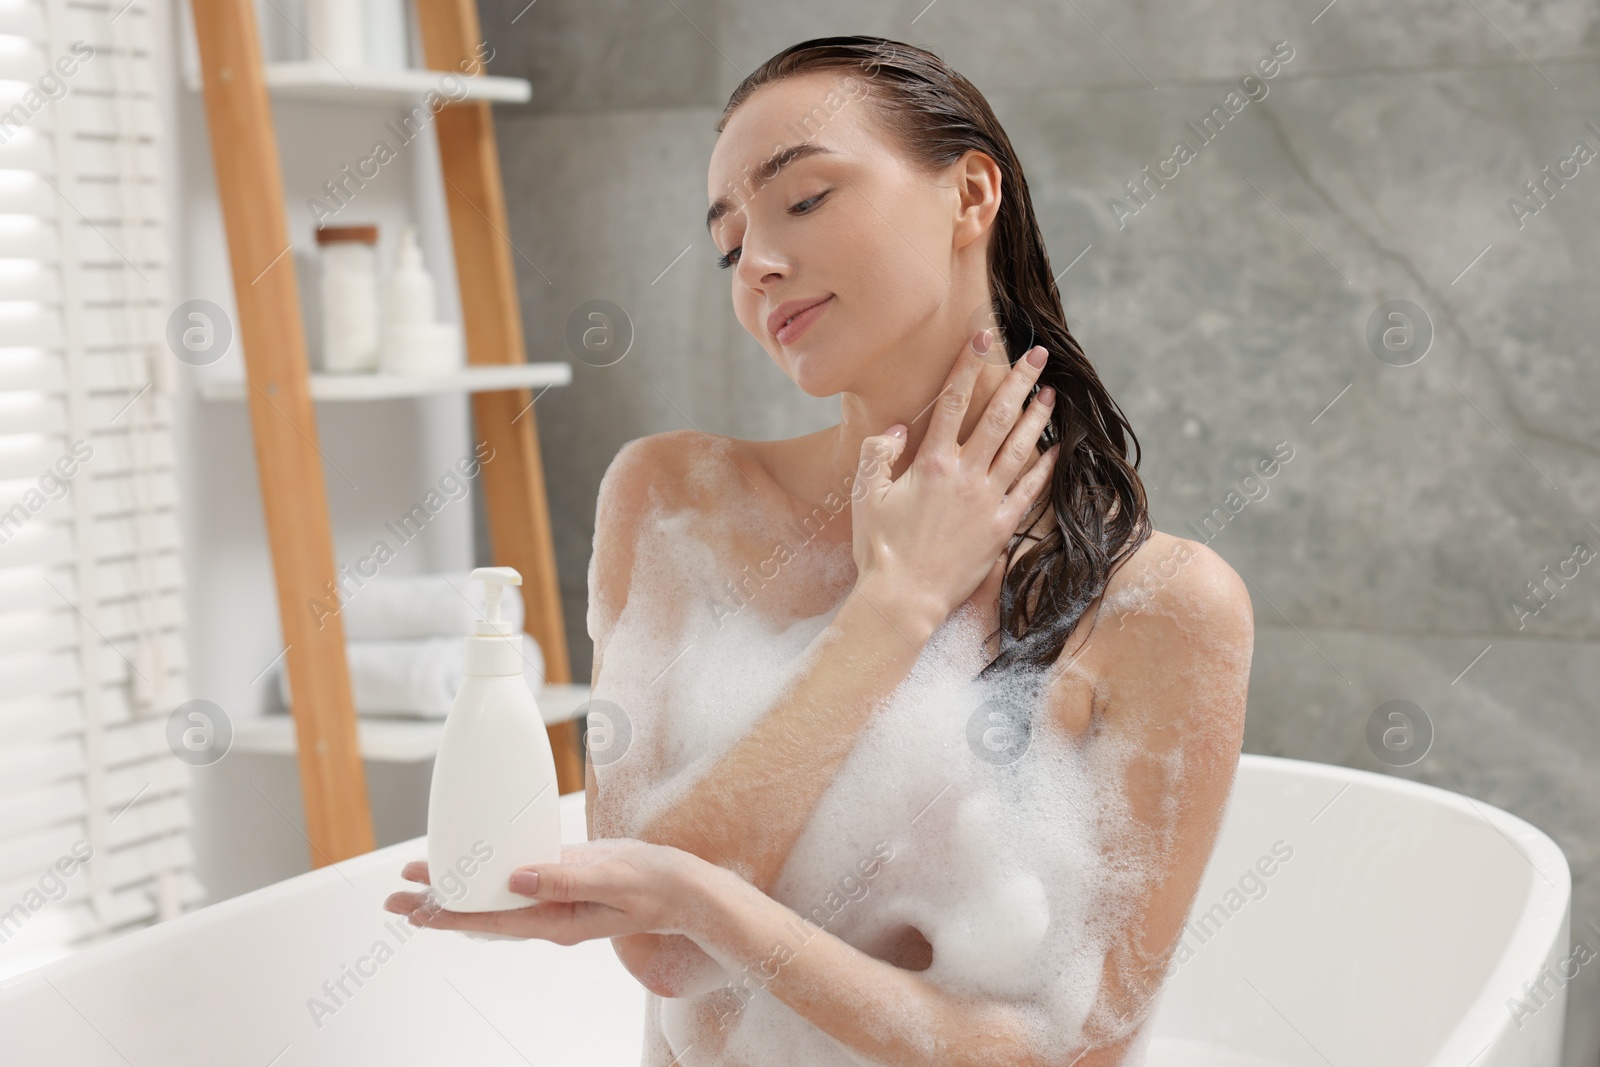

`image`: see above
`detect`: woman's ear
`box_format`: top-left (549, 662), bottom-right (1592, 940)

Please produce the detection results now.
top-left (951, 149), bottom-right (1003, 251)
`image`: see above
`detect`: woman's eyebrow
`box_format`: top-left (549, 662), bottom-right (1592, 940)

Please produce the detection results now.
top-left (706, 142), bottom-right (837, 233)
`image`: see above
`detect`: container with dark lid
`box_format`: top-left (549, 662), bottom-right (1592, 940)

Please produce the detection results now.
top-left (316, 224), bottom-right (380, 372)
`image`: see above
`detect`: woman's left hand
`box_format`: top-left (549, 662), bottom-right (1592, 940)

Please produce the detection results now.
top-left (382, 839), bottom-right (706, 944)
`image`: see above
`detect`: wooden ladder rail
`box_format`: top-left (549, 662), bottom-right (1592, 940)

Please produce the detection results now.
top-left (189, 0), bottom-right (583, 871)
top-left (190, 0), bottom-right (375, 863)
top-left (416, 0), bottom-right (582, 794)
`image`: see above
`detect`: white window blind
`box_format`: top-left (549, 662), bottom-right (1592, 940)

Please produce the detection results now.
top-left (0, 0), bottom-right (202, 982)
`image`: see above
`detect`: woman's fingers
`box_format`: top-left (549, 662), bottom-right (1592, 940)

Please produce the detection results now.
top-left (383, 881), bottom-right (573, 941)
top-left (1003, 442), bottom-right (1061, 525)
top-left (855, 425), bottom-right (907, 501)
top-left (963, 345), bottom-right (1051, 469)
top-left (428, 899), bottom-right (628, 946)
top-left (394, 841), bottom-right (626, 893)
top-left (383, 887), bottom-right (436, 917)
top-left (526, 854), bottom-right (629, 906)
top-left (382, 844), bottom-right (661, 946)
top-left (989, 383), bottom-right (1056, 492)
top-left (406, 896), bottom-right (585, 943)
top-left (921, 329), bottom-right (993, 462)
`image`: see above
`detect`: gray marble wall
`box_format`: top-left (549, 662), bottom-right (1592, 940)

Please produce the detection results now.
top-left (477, 2), bottom-right (1599, 1061)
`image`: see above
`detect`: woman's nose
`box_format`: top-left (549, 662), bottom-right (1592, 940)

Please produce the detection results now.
top-left (736, 238), bottom-right (786, 286)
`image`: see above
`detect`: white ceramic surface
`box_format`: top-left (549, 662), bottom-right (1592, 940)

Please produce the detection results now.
top-left (1145, 756), bottom-right (1570, 1066)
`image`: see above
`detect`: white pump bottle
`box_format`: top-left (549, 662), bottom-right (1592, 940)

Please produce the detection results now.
top-left (426, 566), bottom-right (562, 913)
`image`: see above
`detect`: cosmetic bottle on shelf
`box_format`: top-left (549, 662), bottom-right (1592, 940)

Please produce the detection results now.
top-left (382, 224), bottom-right (462, 376)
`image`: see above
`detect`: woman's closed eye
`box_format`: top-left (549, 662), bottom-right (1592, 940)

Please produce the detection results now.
top-left (715, 191), bottom-right (830, 270)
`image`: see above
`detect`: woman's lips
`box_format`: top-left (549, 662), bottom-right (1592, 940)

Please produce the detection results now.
top-left (775, 295), bottom-right (833, 345)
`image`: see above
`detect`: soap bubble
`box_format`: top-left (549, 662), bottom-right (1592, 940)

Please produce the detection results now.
top-left (966, 696), bottom-right (1031, 766)
top-left (938, 870), bottom-right (1051, 995)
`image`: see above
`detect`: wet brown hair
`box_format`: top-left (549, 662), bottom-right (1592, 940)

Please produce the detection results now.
top-left (716, 36), bottom-right (1152, 680)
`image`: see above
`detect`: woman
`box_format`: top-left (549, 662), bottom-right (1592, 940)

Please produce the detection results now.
top-left (387, 36), bottom-right (1254, 1066)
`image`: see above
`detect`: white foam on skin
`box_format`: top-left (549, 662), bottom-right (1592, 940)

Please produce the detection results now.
top-left (587, 441), bottom-right (1207, 1066)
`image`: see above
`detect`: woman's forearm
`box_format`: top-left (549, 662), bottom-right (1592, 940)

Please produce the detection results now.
top-left (605, 577), bottom-right (942, 999)
top-left (631, 575), bottom-right (943, 896)
top-left (676, 857), bottom-right (1075, 1067)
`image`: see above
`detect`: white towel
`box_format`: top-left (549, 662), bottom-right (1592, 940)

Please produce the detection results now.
top-left (276, 633), bottom-right (545, 719)
top-left (336, 571), bottom-right (525, 641)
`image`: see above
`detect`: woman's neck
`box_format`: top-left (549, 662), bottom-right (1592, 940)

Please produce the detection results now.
top-left (757, 345), bottom-right (1057, 550)
top-left (829, 347), bottom-right (1018, 490)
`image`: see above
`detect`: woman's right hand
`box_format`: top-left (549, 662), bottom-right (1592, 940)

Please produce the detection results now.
top-left (850, 328), bottom-right (1060, 635)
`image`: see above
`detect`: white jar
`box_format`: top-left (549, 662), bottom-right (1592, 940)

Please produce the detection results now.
top-left (306, 0), bottom-right (365, 69)
top-left (315, 225), bottom-right (380, 373)
top-left (363, 0), bottom-right (409, 70)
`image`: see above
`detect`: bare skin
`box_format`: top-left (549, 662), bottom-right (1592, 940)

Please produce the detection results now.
top-left (385, 66), bottom-right (1255, 1065)
top-left (591, 337), bottom-right (1066, 992)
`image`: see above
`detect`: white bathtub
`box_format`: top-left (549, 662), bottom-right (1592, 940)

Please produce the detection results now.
top-left (0, 755), bottom-right (1569, 1065)
top-left (1143, 756), bottom-right (1570, 1066)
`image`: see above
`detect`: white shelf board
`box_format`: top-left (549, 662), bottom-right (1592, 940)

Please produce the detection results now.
top-left (186, 62), bottom-right (532, 105)
top-left (198, 361), bottom-right (572, 402)
top-left (233, 683), bottom-right (594, 763)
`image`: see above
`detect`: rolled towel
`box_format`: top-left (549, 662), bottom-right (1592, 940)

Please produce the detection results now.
top-left (337, 570), bottom-right (525, 642)
top-left (276, 633), bottom-right (545, 719)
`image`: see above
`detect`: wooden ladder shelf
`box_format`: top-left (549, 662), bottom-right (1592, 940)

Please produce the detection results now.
top-left (189, 0), bottom-right (582, 868)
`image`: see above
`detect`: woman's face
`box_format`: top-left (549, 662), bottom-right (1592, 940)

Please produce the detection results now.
top-left (707, 71), bottom-right (973, 398)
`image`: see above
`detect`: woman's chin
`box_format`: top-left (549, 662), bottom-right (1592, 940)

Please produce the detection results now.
top-left (777, 348), bottom-right (848, 399)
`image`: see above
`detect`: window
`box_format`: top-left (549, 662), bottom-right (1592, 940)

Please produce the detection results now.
top-left (0, 0), bottom-right (200, 982)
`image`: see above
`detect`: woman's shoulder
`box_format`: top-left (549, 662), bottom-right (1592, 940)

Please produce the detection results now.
top-left (1034, 529), bottom-right (1252, 739)
top-left (592, 428), bottom-right (822, 591)
top-left (587, 429), bottom-right (824, 647)
top-left (598, 429), bottom-right (723, 508)
top-left (1092, 529), bottom-right (1254, 668)
top-left (1113, 529), bottom-right (1249, 609)
top-left (588, 431), bottom-right (740, 648)
top-left (596, 429), bottom-right (780, 526)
